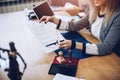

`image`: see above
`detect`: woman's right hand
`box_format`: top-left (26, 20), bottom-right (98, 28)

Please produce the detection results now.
top-left (39, 16), bottom-right (53, 23)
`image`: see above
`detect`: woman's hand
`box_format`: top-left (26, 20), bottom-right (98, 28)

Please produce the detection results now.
top-left (39, 16), bottom-right (53, 23)
top-left (58, 40), bottom-right (83, 50)
top-left (58, 40), bottom-right (72, 49)
top-left (40, 16), bottom-right (60, 25)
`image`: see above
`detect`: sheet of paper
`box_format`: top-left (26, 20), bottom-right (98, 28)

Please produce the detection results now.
top-left (53, 73), bottom-right (79, 80)
top-left (27, 21), bottom-right (65, 49)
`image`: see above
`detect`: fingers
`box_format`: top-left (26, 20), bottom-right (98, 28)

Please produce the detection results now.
top-left (39, 16), bottom-right (48, 23)
top-left (45, 16), bottom-right (51, 24)
top-left (39, 16), bottom-right (52, 24)
top-left (39, 16), bottom-right (46, 23)
top-left (58, 40), bottom-right (72, 49)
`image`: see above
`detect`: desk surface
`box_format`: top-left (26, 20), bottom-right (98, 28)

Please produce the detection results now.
top-left (0, 11), bottom-right (120, 80)
top-left (0, 11), bottom-right (55, 80)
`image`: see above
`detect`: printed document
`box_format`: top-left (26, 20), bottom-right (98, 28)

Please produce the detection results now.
top-left (53, 73), bottom-right (80, 80)
top-left (27, 21), bottom-right (65, 49)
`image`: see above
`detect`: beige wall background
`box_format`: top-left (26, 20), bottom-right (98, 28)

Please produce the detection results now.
top-left (50, 0), bottom-right (89, 9)
top-left (0, 0), bottom-right (89, 14)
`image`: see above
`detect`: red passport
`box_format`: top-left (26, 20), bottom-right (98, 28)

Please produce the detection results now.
top-left (48, 56), bottom-right (79, 76)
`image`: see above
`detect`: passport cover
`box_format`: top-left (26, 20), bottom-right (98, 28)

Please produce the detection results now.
top-left (48, 56), bottom-right (79, 76)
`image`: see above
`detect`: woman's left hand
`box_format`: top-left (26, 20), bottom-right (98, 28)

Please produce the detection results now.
top-left (58, 40), bottom-right (72, 49)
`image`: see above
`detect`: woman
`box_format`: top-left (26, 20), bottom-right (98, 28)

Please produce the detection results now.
top-left (40, 0), bottom-right (120, 56)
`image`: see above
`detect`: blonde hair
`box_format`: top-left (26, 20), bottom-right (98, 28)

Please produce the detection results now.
top-left (89, 0), bottom-right (120, 24)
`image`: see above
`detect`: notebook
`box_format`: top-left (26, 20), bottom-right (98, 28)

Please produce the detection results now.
top-left (33, 1), bottom-right (54, 20)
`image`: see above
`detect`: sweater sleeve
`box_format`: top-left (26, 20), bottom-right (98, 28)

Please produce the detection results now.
top-left (58, 15), bottom-right (90, 31)
top-left (97, 15), bottom-right (120, 55)
top-left (68, 15), bottom-right (90, 31)
top-left (86, 43), bottom-right (99, 55)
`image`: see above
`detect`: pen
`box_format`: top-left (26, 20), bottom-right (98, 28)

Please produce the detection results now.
top-left (46, 40), bottom-right (64, 47)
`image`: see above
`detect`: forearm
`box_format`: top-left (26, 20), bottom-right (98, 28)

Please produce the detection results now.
top-left (76, 42), bottom-right (83, 50)
top-left (51, 17), bottom-right (60, 25)
top-left (75, 42), bottom-right (99, 55)
top-left (55, 15), bottom-right (90, 31)
top-left (68, 15), bottom-right (90, 31)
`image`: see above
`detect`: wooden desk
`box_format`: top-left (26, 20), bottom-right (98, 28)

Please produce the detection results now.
top-left (77, 28), bottom-right (120, 80)
top-left (76, 53), bottom-right (120, 80)
top-left (0, 11), bottom-right (120, 80)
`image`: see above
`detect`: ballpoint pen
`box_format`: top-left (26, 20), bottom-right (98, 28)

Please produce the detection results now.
top-left (46, 30), bottom-right (65, 47)
top-left (46, 40), bottom-right (64, 47)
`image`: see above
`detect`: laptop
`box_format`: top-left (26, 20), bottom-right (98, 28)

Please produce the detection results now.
top-left (33, 1), bottom-right (54, 20)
